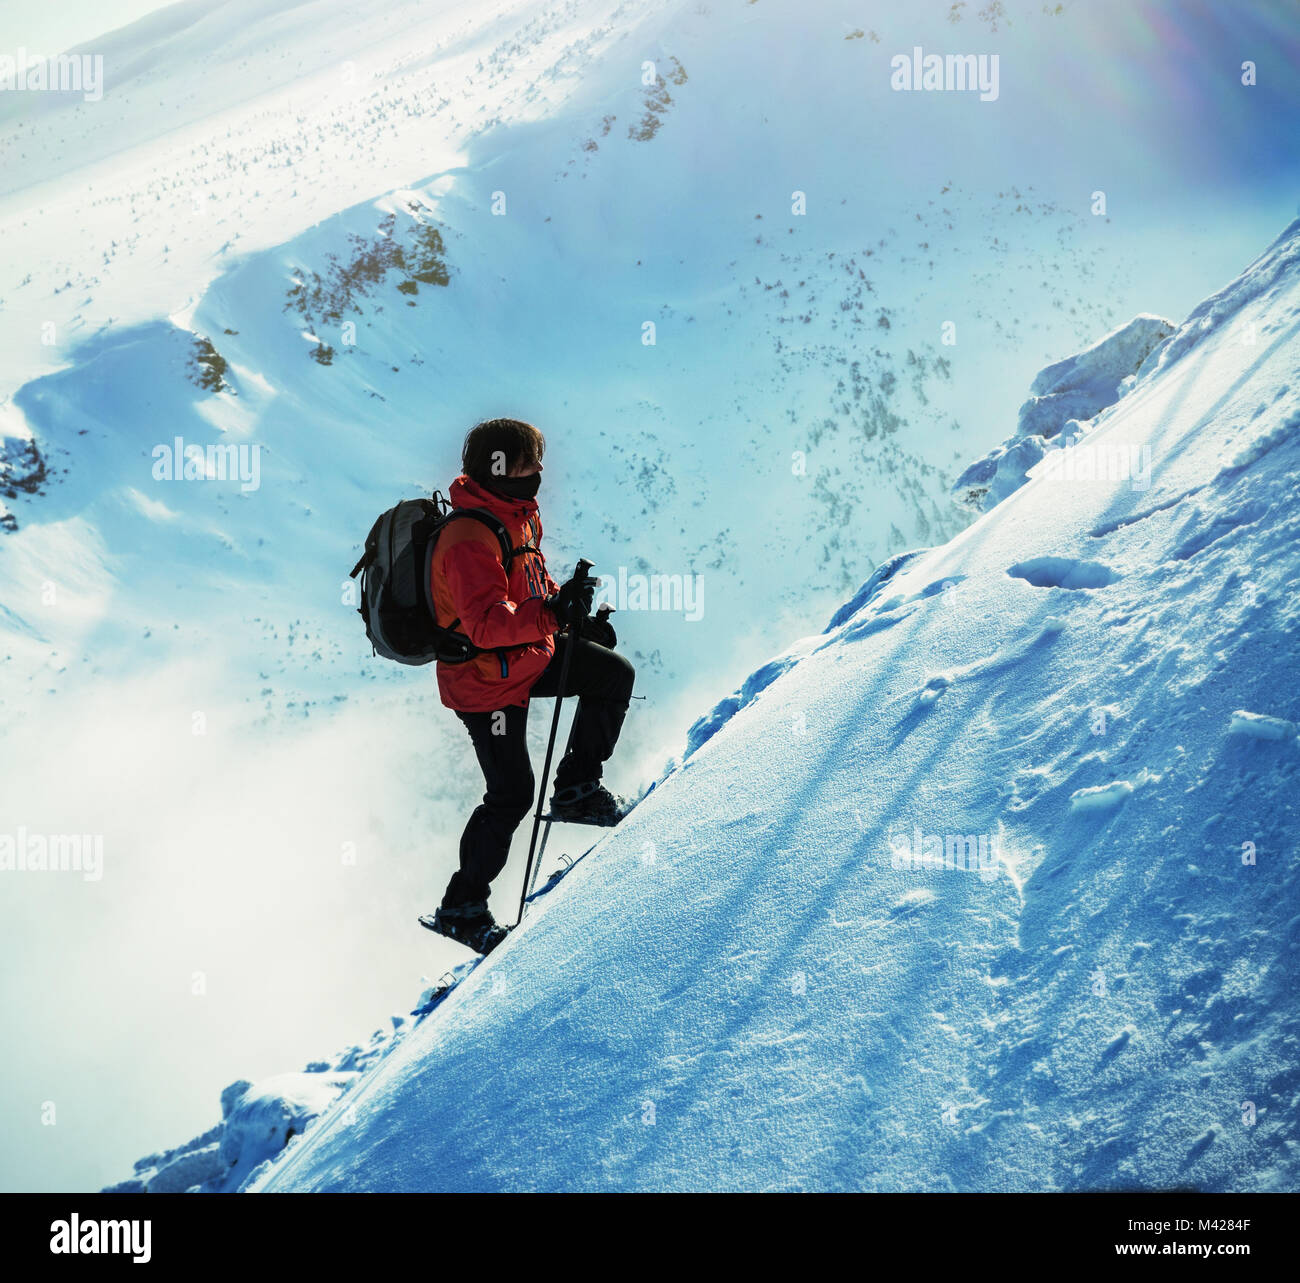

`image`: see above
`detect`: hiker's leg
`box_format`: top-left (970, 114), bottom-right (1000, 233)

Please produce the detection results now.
top-left (532, 633), bottom-right (635, 788)
top-left (442, 704), bottom-right (533, 908)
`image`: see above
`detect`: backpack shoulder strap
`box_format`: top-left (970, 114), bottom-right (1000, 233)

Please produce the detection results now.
top-left (512, 513), bottom-right (542, 560)
top-left (440, 508), bottom-right (515, 569)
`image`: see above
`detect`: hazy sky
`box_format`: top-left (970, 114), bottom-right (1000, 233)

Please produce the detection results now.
top-left (0, 0), bottom-right (181, 53)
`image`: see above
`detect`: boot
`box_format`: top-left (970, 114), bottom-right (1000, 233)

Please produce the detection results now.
top-left (419, 901), bottom-right (509, 955)
top-left (548, 780), bottom-right (633, 827)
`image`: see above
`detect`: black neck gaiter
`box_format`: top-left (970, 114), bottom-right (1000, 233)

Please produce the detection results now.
top-left (484, 472), bottom-right (541, 501)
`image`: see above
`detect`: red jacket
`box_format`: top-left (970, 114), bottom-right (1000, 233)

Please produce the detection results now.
top-left (430, 475), bottom-right (561, 712)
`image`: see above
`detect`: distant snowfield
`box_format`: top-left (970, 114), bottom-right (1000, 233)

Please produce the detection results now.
top-left (1, 0), bottom-right (1298, 1192)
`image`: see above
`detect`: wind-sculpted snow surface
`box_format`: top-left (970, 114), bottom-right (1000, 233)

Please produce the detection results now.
top-left (249, 223), bottom-right (1300, 1193)
top-left (105, 1019), bottom-right (425, 1192)
top-left (681, 552), bottom-right (938, 761)
top-left (1018, 313), bottom-right (1176, 438)
top-left (952, 314), bottom-right (1176, 513)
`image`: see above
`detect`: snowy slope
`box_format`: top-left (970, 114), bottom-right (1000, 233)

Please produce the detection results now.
top-left (245, 222), bottom-right (1300, 1192)
top-left (4, 0), bottom-right (1300, 1193)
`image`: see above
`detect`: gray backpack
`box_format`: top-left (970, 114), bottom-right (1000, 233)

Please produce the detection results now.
top-left (348, 491), bottom-right (514, 665)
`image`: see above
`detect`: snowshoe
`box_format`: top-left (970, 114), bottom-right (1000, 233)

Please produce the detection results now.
top-left (419, 902), bottom-right (509, 955)
top-left (548, 780), bottom-right (633, 827)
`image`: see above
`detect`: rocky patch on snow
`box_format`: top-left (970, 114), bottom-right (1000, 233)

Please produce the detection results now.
top-left (0, 432), bottom-right (48, 532)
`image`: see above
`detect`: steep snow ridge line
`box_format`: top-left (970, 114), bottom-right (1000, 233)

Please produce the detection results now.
top-left (1142, 217), bottom-right (1300, 380)
top-left (684, 555), bottom-right (969, 763)
top-left (950, 314), bottom-right (1176, 514)
top-left (950, 218), bottom-right (1300, 521)
top-left (1096, 314), bottom-right (1300, 479)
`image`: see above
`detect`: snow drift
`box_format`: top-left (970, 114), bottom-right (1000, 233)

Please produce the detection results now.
top-left (109, 219), bottom-right (1298, 1193)
top-left (105, 1021), bottom-right (416, 1193)
top-left (951, 314), bottom-right (1177, 513)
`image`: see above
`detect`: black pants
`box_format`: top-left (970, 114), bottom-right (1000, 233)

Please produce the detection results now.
top-left (442, 635), bottom-right (635, 908)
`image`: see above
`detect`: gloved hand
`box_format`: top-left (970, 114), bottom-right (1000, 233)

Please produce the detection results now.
top-left (547, 572), bottom-right (596, 627)
top-left (580, 605), bottom-right (617, 649)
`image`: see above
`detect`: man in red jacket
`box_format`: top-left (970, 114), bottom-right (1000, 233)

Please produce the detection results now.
top-left (425, 418), bottom-right (635, 953)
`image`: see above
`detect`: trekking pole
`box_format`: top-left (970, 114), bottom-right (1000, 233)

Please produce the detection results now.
top-left (515, 558), bottom-right (593, 926)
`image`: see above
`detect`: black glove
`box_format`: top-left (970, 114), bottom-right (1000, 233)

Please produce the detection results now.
top-left (580, 606), bottom-right (617, 649)
top-left (547, 573), bottom-right (596, 627)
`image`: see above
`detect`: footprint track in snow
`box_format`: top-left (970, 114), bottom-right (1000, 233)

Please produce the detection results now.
top-left (1007, 556), bottom-right (1120, 590)
top-left (1170, 499), bottom-right (1266, 561)
top-left (1088, 486), bottom-right (1204, 538)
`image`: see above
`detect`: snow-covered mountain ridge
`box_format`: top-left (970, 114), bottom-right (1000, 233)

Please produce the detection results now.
top-left (105, 218), bottom-right (1300, 1192)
